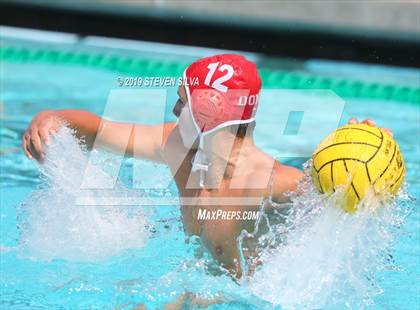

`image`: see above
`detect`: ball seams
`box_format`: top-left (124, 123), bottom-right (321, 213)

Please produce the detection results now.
top-left (343, 159), bottom-right (361, 201)
top-left (366, 129), bottom-right (384, 164)
top-left (315, 158), bottom-right (366, 173)
top-left (335, 126), bottom-right (382, 139)
top-left (318, 172), bottom-right (324, 194)
top-left (372, 142), bottom-right (397, 186)
top-left (365, 162), bottom-right (372, 184)
top-left (313, 141), bottom-right (380, 160)
top-left (391, 163), bottom-right (405, 191)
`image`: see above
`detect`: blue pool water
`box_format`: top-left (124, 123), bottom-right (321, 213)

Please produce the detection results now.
top-left (1, 38), bottom-right (419, 309)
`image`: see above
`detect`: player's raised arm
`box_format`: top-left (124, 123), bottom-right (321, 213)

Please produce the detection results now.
top-left (22, 109), bottom-right (172, 163)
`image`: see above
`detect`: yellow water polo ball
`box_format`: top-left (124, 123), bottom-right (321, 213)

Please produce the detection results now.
top-left (311, 124), bottom-right (405, 212)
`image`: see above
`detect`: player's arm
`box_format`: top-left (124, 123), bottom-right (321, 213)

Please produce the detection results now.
top-left (270, 163), bottom-right (304, 204)
top-left (22, 109), bottom-right (173, 163)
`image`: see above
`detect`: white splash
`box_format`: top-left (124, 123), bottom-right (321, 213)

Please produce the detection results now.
top-left (248, 162), bottom-right (411, 309)
top-left (18, 126), bottom-right (149, 262)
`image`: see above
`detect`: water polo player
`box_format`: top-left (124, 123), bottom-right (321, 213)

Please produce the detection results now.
top-left (22, 54), bottom-right (389, 278)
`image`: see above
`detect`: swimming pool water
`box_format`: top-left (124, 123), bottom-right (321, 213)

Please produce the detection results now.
top-left (1, 39), bottom-right (419, 310)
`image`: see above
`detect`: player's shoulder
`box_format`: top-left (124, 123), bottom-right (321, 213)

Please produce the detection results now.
top-left (272, 161), bottom-right (303, 179)
top-left (252, 149), bottom-right (302, 179)
top-left (270, 160), bottom-right (304, 203)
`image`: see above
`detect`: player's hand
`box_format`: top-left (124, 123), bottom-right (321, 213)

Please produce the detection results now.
top-left (348, 117), bottom-right (393, 137)
top-left (22, 110), bottom-right (64, 161)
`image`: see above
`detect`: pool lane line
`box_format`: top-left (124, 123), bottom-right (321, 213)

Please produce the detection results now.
top-left (0, 45), bottom-right (419, 104)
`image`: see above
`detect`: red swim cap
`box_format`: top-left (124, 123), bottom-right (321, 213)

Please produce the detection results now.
top-left (184, 54), bottom-right (262, 134)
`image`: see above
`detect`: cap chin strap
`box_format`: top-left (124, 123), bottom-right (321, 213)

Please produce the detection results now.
top-left (191, 137), bottom-right (209, 188)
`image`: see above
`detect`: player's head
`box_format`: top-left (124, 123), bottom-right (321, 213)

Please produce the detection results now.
top-left (174, 54), bottom-right (262, 149)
